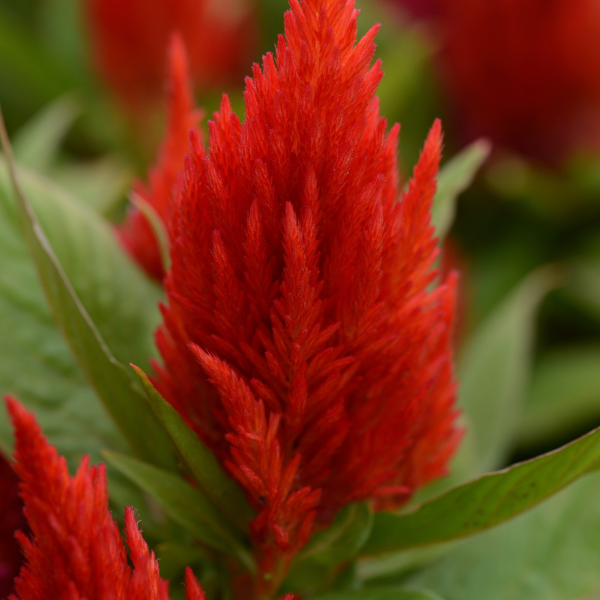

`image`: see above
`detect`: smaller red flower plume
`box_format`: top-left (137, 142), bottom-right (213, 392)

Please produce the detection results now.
top-left (0, 452), bottom-right (27, 598)
top-left (437, 0), bottom-right (600, 164)
top-left (118, 34), bottom-right (202, 281)
top-left (154, 0), bottom-right (460, 585)
top-left (5, 396), bottom-right (204, 600)
top-left (86, 0), bottom-right (255, 111)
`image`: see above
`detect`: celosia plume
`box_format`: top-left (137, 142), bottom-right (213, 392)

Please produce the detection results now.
top-left (436, 0), bottom-right (600, 163)
top-left (86, 0), bottom-right (255, 112)
top-left (5, 396), bottom-right (204, 600)
top-left (118, 34), bottom-right (202, 281)
top-left (153, 0), bottom-right (460, 586)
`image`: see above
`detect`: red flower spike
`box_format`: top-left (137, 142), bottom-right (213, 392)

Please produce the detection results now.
top-left (437, 0), bottom-right (600, 164)
top-left (154, 0), bottom-right (460, 586)
top-left (184, 567), bottom-right (206, 600)
top-left (86, 0), bottom-right (255, 112)
top-left (5, 396), bottom-right (204, 600)
top-left (118, 34), bottom-right (203, 281)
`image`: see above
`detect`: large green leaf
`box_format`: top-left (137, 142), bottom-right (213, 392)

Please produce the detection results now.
top-left (0, 177), bottom-right (176, 539)
top-left (432, 139), bottom-right (490, 243)
top-left (453, 268), bottom-right (559, 480)
top-left (518, 345), bottom-right (600, 447)
top-left (361, 421), bottom-right (600, 555)
top-left (407, 471), bottom-right (600, 600)
top-left (132, 367), bottom-right (254, 531)
top-left (312, 588), bottom-right (445, 600)
top-left (296, 502), bottom-right (373, 567)
top-left (0, 164), bottom-right (163, 371)
top-left (0, 120), bottom-right (175, 469)
top-left (103, 450), bottom-right (255, 574)
top-left (0, 175), bottom-right (124, 464)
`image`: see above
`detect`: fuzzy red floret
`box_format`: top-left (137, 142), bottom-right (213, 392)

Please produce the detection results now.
top-left (437, 0), bottom-right (600, 164)
top-left (118, 34), bottom-right (203, 281)
top-left (86, 0), bottom-right (255, 111)
top-left (154, 0), bottom-right (460, 576)
top-left (5, 396), bottom-right (204, 600)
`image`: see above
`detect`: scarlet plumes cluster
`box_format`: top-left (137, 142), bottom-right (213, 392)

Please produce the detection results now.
top-left (86, 0), bottom-right (255, 111)
top-left (437, 0), bottom-right (600, 163)
top-left (0, 453), bottom-right (26, 598)
top-left (155, 0), bottom-right (459, 575)
top-left (118, 34), bottom-right (202, 281)
top-left (5, 397), bottom-right (204, 600)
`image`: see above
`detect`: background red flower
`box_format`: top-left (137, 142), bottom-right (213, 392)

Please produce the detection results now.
top-left (86, 0), bottom-right (256, 111)
top-left (436, 0), bottom-right (600, 164)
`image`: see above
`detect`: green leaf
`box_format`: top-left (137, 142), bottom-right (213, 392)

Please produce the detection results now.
top-left (454, 268), bottom-right (559, 479)
top-left (296, 503), bottom-right (373, 567)
top-left (0, 163), bottom-right (163, 372)
top-left (132, 366), bottom-right (254, 531)
top-left (361, 421), bottom-right (600, 556)
top-left (12, 95), bottom-right (81, 170)
top-left (0, 115), bottom-right (175, 470)
top-left (0, 154), bottom-right (126, 468)
top-left (432, 139), bottom-right (490, 243)
top-left (407, 471), bottom-right (600, 600)
top-left (312, 587), bottom-right (446, 600)
top-left (517, 345), bottom-right (600, 447)
top-left (0, 185), bottom-right (176, 539)
top-left (103, 450), bottom-right (255, 574)
top-left (0, 189), bottom-right (124, 463)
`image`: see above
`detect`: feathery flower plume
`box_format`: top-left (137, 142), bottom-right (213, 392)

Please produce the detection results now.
top-left (118, 34), bottom-right (202, 281)
top-left (5, 396), bottom-right (204, 600)
top-left (153, 0), bottom-right (460, 587)
top-left (437, 0), bottom-right (600, 164)
top-left (86, 0), bottom-right (255, 112)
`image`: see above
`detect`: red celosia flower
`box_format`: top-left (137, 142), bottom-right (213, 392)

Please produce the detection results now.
top-left (86, 0), bottom-right (255, 112)
top-left (0, 452), bottom-right (27, 598)
top-left (153, 0), bottom-right (460, 587)
top-left (118, 34), bottom-right (202, 281)
top-left (436, 0), bottom-right (600, 164)
top-left (5, 396), bottom-right (204, 600)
